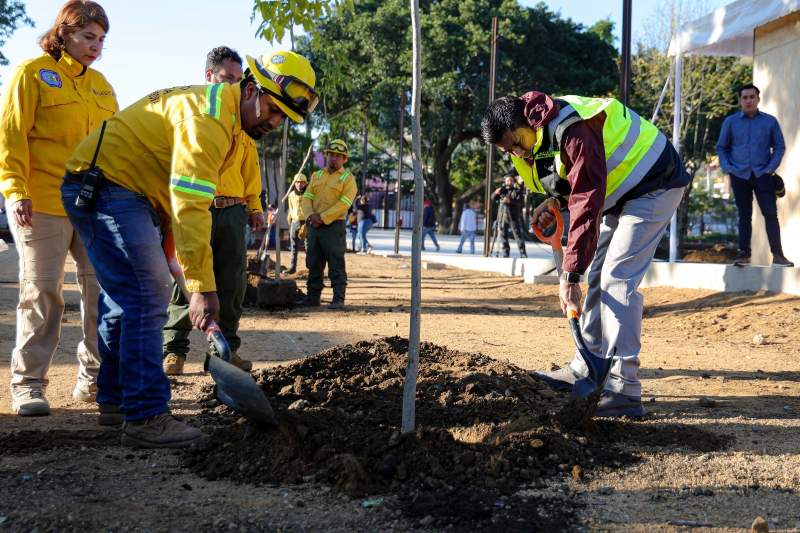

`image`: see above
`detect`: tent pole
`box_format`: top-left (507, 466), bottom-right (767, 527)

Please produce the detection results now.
top-left (669, 50), bottom-right (682, 263)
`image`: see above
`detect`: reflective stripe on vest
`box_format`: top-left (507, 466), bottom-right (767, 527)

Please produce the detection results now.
top-left (512, 95), bottom-right (666, 208)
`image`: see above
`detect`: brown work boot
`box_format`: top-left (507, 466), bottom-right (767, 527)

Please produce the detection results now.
top-left (163, 353), bottom-right (186, 376)
top-left (98, 403), bottom-right (124, 427)
top-left (121, 412), bottom-right (206, 449)
top-left (229, 352), bottom-right (253, 372)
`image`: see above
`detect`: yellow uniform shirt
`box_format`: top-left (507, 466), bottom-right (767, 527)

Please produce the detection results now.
top-left (67, 83), bottom-right (243, 293)
top-left (287, 190), bottom-right (303, 223)
top-left (217, 130), bottom-right (262, 213)
top-left (0, 52), bottom-right (118, 216)
top-left (300, 168), bottom-right (357, 225)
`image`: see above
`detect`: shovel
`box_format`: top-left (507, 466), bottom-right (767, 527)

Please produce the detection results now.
top-left (532, 202), bottom-right (611, 398)
top-left (162, 232), bottom-right (277, 426)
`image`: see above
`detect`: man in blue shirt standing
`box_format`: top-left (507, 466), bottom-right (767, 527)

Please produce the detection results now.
top-left (717, 83), bottom-right (792, 267)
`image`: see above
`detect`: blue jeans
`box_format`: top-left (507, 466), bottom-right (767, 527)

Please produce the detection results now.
top-left (357, 219), bottom-right (373, 251)
top-left (62, 181), bottom-right (171, 421)
top-left (457, 230), bottom-right (476, 254)
top-left (421, 227), bottom-right (439, 250)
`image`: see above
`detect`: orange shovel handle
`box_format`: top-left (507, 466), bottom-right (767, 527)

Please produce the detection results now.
top-left (531, 202), bottom-right (564, 251)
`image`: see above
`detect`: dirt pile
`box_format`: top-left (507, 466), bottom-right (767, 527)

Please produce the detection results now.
top-left (185, 337), bottom-right (731, 530)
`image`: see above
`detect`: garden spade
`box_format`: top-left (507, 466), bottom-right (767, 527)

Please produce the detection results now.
top-left (162, 232), bottom-right (277, 426)
top-left (532, 203), bottom-right (611, 398)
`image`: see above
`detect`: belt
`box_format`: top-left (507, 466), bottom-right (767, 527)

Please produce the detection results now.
top-left (212, 196), bottom-right (246, 209)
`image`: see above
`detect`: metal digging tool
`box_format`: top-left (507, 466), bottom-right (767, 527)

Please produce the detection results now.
top-left (162, 232), bottom-right (277, 426)
top-left (532, 202), bottom-right (611, 398)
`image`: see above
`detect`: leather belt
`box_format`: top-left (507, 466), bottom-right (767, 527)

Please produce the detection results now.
top-left (212, 196), bottom-right (246, 209)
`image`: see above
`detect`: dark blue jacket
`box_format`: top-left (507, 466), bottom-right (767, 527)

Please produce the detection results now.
top-left (423, 204), bottom-right (436, 228)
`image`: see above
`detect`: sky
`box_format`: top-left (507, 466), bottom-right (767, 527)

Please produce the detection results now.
top-left (0, 0), bottom-right (732, 107)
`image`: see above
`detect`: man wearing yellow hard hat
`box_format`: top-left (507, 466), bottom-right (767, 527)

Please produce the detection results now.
top-left (286, 172), bottom-right (308, 274)
top-left (299, 139), bottom-right (357, 309)
top-left (61, 50), bottom-right (317, 448)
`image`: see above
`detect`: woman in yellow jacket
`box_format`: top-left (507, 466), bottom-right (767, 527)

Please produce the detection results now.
top-left (0, 1), bottom-right (117, 416)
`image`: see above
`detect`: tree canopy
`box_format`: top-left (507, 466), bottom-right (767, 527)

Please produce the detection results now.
top-left (0, 0), bottom-right (32, 70)
top-left (295, 0), bottom-right (619, 229)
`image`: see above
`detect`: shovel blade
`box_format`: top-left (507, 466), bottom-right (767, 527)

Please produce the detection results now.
top-left (568, 316), bottom-right (612, 398)
top-left (208, 356), bottom-right (278, 426)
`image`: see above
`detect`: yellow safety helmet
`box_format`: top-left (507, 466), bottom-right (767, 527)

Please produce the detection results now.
top-left (324, 139), bottom-right (349, 157)
top-left (245, 51), bottom-right (318, 124)
top-left (294, 173), bottom-right (308, 183)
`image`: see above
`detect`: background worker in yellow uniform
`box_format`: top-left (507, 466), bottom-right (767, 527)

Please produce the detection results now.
top-left (0, 1), bottom-right (117, 417)
top-left (286, 173), bottom-right (308, 274)
top-left (162, 46), bottom-right (263, 376)
top-left (300, 139), bottom-right (357, 310)
top-left (62, 51), bottom-right (317, 448)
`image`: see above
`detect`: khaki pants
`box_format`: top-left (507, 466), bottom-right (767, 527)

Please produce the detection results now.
top-left (8, 211), bottom-right (100, 391)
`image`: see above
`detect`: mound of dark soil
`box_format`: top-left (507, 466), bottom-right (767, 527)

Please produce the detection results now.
top-left (185, 337), bottom-right (730, 530)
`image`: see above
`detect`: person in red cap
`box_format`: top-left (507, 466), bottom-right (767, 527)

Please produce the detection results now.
top-left (482, 91), bottom-right (689, 417)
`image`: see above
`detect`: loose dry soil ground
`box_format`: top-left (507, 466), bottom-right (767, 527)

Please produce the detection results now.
top-left (1, 249), bottom-right (799, 532)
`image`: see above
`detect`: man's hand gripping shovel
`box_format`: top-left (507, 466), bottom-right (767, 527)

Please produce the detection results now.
top-left (532, 202), bottom-right (611, 398)
top-left (162, 232), bottom-right (277, 427)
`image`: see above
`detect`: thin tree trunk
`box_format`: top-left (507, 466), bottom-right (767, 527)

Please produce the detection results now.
top-left (402, 0), bottom-right (423, 435)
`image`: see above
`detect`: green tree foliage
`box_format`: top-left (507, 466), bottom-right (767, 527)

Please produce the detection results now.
top-left (0, 0), bottom-right (32, 68)
top-left (252, 0), bottom-right (352, 45)
top-left (294, 0), bottom-right (618, 230)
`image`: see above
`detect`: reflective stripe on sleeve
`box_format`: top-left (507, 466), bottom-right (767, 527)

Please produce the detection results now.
top-left (339, 195), bottom-right (352, 207)
top-left (303, 191), bottom-right (316, 199)
top-left (205, 83), bottom-right (224, 120)
top-left (170, 174), bottom-right (216, 200)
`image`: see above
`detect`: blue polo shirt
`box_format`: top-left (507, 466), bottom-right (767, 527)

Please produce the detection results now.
top-left (716, 110), bottom-right (785, 180)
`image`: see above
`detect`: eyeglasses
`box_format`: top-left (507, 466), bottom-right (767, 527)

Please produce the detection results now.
top-left (498, 133), bottom-right (527, 156)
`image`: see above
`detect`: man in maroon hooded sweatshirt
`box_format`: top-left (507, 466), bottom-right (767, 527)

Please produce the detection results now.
top-left (481, 91), bottom-right (689, 417)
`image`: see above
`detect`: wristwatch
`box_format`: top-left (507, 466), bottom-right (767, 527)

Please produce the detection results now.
top-left (561, 271), bottom-right (582, 283)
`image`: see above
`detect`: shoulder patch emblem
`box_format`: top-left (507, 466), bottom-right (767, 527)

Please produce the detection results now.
top-left (39, 69), bottom-right (62, 88)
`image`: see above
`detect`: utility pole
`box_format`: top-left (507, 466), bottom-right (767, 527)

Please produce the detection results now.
top-left (482, 16), bottom-right (498, 257)
top-left (620, 0), bottom-right (632, 105)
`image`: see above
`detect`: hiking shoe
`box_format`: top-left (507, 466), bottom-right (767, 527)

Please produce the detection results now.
top-left (229, 353), bottom-right (253, 372)
top-left (327, 300), bottom-right (346, 310)
top-left (594, 391), bottom-right (646, 418)
top-left (773, 255), bottom-right (794, 267)
top-left (121, 412), bottom-right (206, 449)
top-left (98, 403), bottom-right (124, 427)
top-left (163, 353), bottom-right (186, 376)
top-left (529, 366), bottom-right (578, 392)
top-left (733, 252), bottom-right (750, 266)
top-left (11, 388), bottom-right (50, 416)
top-left (72, 381), bottom-right (97, 402)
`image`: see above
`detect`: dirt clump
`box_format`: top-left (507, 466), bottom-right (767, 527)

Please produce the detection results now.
top-left (186, 338), bottom-right (731, 530)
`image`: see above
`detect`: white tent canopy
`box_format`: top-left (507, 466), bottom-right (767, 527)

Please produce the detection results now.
top-left (668, 0), bottom-right (800, 57)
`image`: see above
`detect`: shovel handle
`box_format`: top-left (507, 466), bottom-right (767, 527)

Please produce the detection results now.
top-left (206, 321), bottom-right (231, 363)
top-left (531, 202), bottom-right (564, 251)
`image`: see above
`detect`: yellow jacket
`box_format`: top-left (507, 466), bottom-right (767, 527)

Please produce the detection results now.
top-left (287, 189), bottom-right (303, 223)
top-left (67, 83), bottom-right (243, 293)
top-left (218, 130), bottom-right (262, 213)
top-left (300, 168), bottom-right (357, 225)
top-left (0, 52), bottom-right (118, 216)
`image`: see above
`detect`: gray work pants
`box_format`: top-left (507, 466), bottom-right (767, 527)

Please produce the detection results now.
top-left (568, 187), bottom-right (684, 397)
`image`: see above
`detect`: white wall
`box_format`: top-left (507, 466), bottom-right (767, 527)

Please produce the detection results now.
top-left (752, 11), bottom-right (800, 265)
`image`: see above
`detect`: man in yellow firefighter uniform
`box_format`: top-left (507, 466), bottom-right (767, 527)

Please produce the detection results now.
top-left (300, 139), bottom-right (357, 309)
top-left (286, 172), bottom-right (308, 274)
top-left (482, 91), bottom-right (689, 417)
top-left (162, 46), bottom-right (263, 376)
top-left (62, 51), bottom-right (318, 448)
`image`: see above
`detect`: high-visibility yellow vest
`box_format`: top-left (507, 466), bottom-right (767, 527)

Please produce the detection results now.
top-left (511, 95), bottom-right (667, 208)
